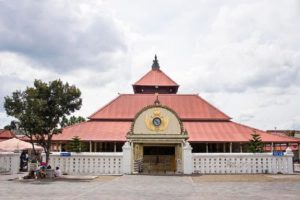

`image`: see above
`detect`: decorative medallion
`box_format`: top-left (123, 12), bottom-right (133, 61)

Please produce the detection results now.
top-left (145, 108), bottom-right (169, 132)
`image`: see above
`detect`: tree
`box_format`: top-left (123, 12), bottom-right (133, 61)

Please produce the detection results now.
top-left (65, 136), bottom-right (87, 152)
top-left (61, 116), bottom-right (86, 127)
top-left (248, 131), bottom-right (263, 153)
top-left (4, 79), bottom-right (82, 163)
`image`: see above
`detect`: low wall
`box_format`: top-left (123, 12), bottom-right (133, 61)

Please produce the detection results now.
top-left (294, 163), bottom-right (300, 172)
top-left (192, 153), bottom-right (293, 174)
top-left (45, 152), bottom-right (123, 175)
top-left (0, 152), bottom-right (20, 174)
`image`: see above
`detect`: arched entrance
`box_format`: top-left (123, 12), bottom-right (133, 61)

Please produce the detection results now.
top-left (127, 103), bottom-right (188, 174)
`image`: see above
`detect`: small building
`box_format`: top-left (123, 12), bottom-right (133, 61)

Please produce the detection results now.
top-left (52, 56), bottom-right (300, 172)
top-left (0, 129), bottom-right (16, 142)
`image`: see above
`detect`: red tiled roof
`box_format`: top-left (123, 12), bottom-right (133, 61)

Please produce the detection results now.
top-left (89, 94), bottom-right (230, 121)
top-left (53, 120), bottom-right (298, 143)
top-left (133, 69), bottom-right (178, 86)
top-left (53, 121), bottom-right (131, 141)
top-left (185, 121), bottom-right (299, 142)
top-left (0, 129), bottom-right (16, 139)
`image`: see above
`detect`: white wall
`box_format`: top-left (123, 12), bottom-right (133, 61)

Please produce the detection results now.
top-left (45, 152), bottom-right (123, 175)
top-left (0, 152), bottom-right (20, 174)
top-left (192, 153), bottom-right (294, 174)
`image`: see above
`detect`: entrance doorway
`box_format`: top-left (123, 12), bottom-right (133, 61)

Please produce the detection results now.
top-left (142, 146), bottom-right (176, 174)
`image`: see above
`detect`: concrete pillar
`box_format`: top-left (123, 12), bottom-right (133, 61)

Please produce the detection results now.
top-left (240, 143), bottom-right (243, 153)
top-left (89, 141), bottom-right (92, 152)
top-left (271, 142), bottom-right (274, 152)
top-left (285, 147), bottom-right (294, 174)
top-left (183, 141), bottom-right (193, 174)
top-left (114, 142), bottom-right (117, 152)
top-left (229, 143), bottom-right (232, 153)
top-left (223, 143), bottom-right (226, 153)
top-left (206, 143), bottom-right (208, 153)
top-left (122, 142), bottom-right (132, 174)
top-left (59, 143), bottom-right (62, 152)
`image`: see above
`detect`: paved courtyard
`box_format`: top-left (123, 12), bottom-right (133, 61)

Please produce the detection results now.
top-left (0, 174), bottom-right (300, 200)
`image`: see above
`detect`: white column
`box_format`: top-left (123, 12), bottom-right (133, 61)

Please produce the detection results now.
top-left (183, 141), bottom-right (193, 174)
top-left (122, 142), bottom-right (132, 174)
top-left (271, 142), bottom-right (274, 152)
top-left (94, 142), bottom-right (97, 152)
top-left (89, 141), bottom-right (92, 152)
top-left (285, 147), bottom-right (294, 174)
top-left (229, 143), bottom-right (232, 153)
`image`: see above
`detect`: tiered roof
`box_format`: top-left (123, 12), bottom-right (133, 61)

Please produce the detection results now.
top-left (53, 56), bottom-right (299, 143)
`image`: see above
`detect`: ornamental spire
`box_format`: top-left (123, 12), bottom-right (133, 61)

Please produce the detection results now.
top-left (152, 54), bottom-right (160, 70)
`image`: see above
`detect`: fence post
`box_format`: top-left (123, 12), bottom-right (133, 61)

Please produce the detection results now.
top-left (122, 142), bottom-right (132, 174)
top-left (285, 147), bottom-right (294, 174)
top-left (11, 153), bottom-right (20, 174)
top-left (183, 141), bottom-right (193, 174)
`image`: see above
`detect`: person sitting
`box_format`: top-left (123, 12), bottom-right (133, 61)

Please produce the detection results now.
top-left (39, 166), bottom-right (46, 179)
top-left (54, 167), bottom-right (62, 177)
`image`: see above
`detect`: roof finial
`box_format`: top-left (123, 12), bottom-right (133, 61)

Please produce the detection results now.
top-left (154, 93), bottom-right (160, 105)
top-left (152, 54), bottom-right (160, 70)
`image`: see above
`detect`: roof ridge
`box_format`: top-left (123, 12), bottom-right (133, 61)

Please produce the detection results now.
top-left (88, 94), bottom-right (123, 119)
top-left (133, 69), bottom-right (179, 86)
top-left (195, 95), bottom-right (231, 120)
top-left (133, 70), bottom-right (153, 85)
top-left (63, 121), bottom-right (89, 130)
top-left (157, 69), bottom-right (179, 86)
top-left (231, 121), bottom-right (263, 132)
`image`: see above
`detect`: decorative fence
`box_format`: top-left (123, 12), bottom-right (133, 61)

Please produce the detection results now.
top-left (0, 144), bottom-right (295, 175)
top-left (0, 152), bottom-right (20, 174)
top-left (45, 152), bottom-right (123, 175)
top-left (192, 153), bottom-right (294, 174)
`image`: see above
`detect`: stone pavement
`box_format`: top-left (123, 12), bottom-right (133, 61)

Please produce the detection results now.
top-left (0, 174), bottom-right (300, 200)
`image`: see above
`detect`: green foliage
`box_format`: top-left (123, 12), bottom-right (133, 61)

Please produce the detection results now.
top-left (248, 132), bottom-right (264, 153)
top-left (4, 121), bottom-right (19, 130)
top-left (66, 136), bottom-right (87, 153)
top-left (4, 79), bottom-right (82, 162)
top-left (61, 116), bottom-right (86, 127)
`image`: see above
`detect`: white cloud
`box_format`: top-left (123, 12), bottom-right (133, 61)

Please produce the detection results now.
top-left (0, 0), bottom-right (128, 72)
top-left (0, 0), bottom-right (300, 131)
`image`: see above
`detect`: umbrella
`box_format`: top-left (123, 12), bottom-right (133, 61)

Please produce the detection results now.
top-left (0, 138), bottom-right (43, 152)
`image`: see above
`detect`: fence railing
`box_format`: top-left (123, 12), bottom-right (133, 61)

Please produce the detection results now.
top-left (192, 153), bottom-right (293, 174)
top-left (0, 152), bottom-right (20, 174)
top-left (45, 152), bottom-right (123, 175)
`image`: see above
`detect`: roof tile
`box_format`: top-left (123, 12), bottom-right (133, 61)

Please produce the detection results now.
top-left (133, 69), bottom-right (178, 86)
top-left (89, 94), bottom-right (230, 120)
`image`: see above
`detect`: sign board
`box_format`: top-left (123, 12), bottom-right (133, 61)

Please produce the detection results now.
top-left (273, 151), bottom-right (284, 156)
top-left (29, 162), bottom-right (38, 171)
top-left (60, 152), bottom-right (71, 157)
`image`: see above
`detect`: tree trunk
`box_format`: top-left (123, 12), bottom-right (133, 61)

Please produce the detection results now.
top-left (45, 150), bottom-right (50, 164)
top-left (45, 134), bottom-right (53, 164)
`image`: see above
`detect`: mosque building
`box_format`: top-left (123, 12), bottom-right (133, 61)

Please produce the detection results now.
top-left (52, 56), bottom-right (299, 171)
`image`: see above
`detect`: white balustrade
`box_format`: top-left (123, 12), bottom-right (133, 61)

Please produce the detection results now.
top-left (192, 153), bottom-right (294, 174)
top-left (45, 152), bottom-right (123, 175)
top-left (0, 152), bottom-right (20, 174)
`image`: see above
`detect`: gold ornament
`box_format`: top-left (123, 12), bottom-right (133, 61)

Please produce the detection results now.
top-left (145, 108), bottom-right (169, 132)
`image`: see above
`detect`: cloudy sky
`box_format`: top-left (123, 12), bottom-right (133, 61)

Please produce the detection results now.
top-left (0, 0), bottom-right (300, 130)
